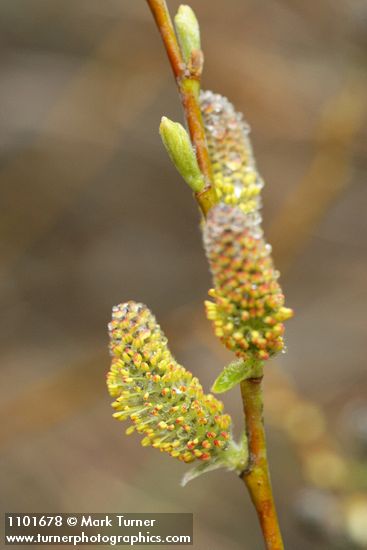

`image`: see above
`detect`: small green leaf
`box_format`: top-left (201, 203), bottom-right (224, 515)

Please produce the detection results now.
top-left (181, 459), bottom-right (225, 486)
top-left (211, 359), bottom-right (263, 394)
top-left (181, 436), bottom-right (249, 486)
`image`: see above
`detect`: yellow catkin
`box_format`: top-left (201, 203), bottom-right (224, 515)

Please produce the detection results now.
top-left (203, 202), bottom-right (293, 360)
top-left (107, 302), bottom-right (233, 463)
top-left (200, 90), bottom-right (263, 216)
top-left (200, 91), bottom-right (293, 360)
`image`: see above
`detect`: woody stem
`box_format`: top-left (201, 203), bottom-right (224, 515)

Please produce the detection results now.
top-left (240, 376), bottom-right (284, 550)
top-left (146, 0), bottom-right (217, 216)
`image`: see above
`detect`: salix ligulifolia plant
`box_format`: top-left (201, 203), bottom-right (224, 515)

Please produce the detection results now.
top-left (107, 3), bottom-right (293, 549)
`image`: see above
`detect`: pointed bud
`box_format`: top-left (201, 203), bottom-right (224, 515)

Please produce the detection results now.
top-left (159, 116), bottom-right (205, 192)
top-left (174, 5), bottom-right (201, 64)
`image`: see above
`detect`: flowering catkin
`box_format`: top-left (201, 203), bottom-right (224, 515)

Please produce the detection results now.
top-left (107, 302), bottom-right (233, 463)
top-left (200, 91), bottom-right (293, 360)
top-left (203, 204), bottom-right (293, 360)
top-left (200, 90), bottom-right (263, 219)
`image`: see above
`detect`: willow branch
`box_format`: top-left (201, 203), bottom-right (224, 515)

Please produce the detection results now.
top-left (240, 377), bottom-right (284, 550)
top-left (146, 0), bottom-right (217, 216)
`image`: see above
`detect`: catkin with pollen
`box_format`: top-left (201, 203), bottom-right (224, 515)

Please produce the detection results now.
top-left (107, 301), bottom-right (233, 463)
top-left (200, 91), bottom-right (293, 360)
top-left (200, 90), bottom-right (263, 219)
top-left (203, 204), bottom-right (293, 361)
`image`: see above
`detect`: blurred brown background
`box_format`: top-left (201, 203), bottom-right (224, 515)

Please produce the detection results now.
top-left (0, 1), bottom-right (366, 548)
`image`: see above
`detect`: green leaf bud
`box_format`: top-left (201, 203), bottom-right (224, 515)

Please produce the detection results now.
top-left (159, 116), bottom-right (205, 192)
top-left (211, 359), bottom-right (264, 394)
top-left (174, 5), bottom-right (201, 64)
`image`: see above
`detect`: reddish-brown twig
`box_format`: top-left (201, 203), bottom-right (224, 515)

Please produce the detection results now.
top-left (240, 377), bottom-right (284, 550)
top-left (146, 0), bottom-right (216, 216)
